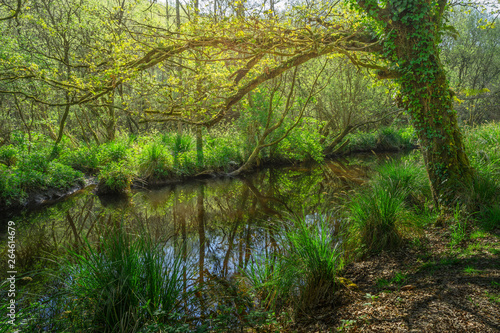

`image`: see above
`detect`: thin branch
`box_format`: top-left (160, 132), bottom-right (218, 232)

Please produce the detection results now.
top-left (0, 0), bottom-right (22, 21)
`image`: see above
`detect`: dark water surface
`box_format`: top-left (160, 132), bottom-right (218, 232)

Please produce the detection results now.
top-left (0, 155), bottom-right (392, 277)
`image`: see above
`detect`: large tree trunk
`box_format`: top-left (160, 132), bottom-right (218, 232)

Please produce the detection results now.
top-left (402, 64), bottom-right (473, 205)
top-left (390, 8), bottom-right (474, 206)
top-left (356, 0), bottom-right (475, 207)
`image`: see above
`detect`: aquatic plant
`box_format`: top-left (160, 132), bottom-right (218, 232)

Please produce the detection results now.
top-left (59, 228), bottom-right (190, 332)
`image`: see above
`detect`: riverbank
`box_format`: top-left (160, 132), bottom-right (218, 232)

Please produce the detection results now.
top-left (297, 224), bottom-right (500, 332)
top-left (0, 126), bottom-right (416, 210)
top-left (0, 122), bottom-right (498, 332)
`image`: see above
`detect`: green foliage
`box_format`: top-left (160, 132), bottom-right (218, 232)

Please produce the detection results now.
top-left (465, 123), bottom-right (500, 181)
top-left (137, 141), bottom-right (174, 180)
top-left (97, 138), bottom-right (133, 165)
top-left (40, 228), bottom-right (190, 332)
top-left (348, 157), bottom-right (428, 254)
top-left (283, 214), bottom-right (343, 311)
top-left (349, 182), bottom-right (408, 253)
top-left (204, 129), bottom-right (244, 171)
top-left (47, 163), bottom-right (85, 190)
top-left (59, 143), bottom-right (100, 173)
top-left (274, 119), bottom-right (324, 163)
top-left (462, 123), bottom-right (500, 221)
top-left (97, 161), bottom-right (133, 194)
top-left (162, 133), bottom-right (193, 156)
top-left (449, 204), bottom-right (468, 248)
top-left (346, 127), bottom-right (417, 152)
top-left (0, 299), bottom-right (44, 333)
top-left (375, 157), bottom-right (431, 205)
top-left (176, 151), bottom-right (199, 175)
top-left (0, 138), bottom-right (84, 206)
top-left (0, 144), bottom-right (17, 167)
top-left (442, 9), bottom-right (500, 124)
top-left (0, 165), bottom-right (26, 205)
top-left (245, 213), bottom-right (343, 316)
top-left (478, 206), bottom-right (500, 231)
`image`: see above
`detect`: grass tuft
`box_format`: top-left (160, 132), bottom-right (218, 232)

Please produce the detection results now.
top-left (244, 213), bottom-right (344, 317)
top-left (59, 228), bottom-right (189, 332)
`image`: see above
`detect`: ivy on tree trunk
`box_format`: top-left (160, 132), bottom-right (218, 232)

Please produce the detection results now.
top-left (356, 0), bottom-right (474, 206)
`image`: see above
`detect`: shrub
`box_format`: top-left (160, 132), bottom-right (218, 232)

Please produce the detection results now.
top-left (46, 162), bottom-right (85, 190)
top-left (137, 141), bottom-right (173, 180)
top-left (97, 138), bottom-right (131, 166)
top-left (97, 161), bottom-right (133, 194)
top-left (176, 151), bottom-right (198, 175)
top-left (0, 154), bottom-right (84, 207)
top-left (376, 127), bottom-right (402, 150)
top-left (59, 144), bottom-right (100, 173)
top-left (274, 120), bottom-right (324, 163)
top-left (0, 165), bottom-right (25, 206)
top-left (204, 134), bottom-right (243, 171)
top-left (0, 144), bottom-right (17, 167)
top-left (346, 131), bottom-right (378, 151)
top-left (345, 126), bottom-right (417, 152)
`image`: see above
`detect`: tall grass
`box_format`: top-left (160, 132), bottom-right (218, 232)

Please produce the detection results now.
top-left (348, 158), bottom-right (427, 254)
top-left (462, 122), bottom-right (500, 228)
top-left (375, 158), bottom-right (431, 208)
top-left (57, 228), bottom-right (190, 332)
top-left (96, 161), bottom-right (134, 194)
top-left (244, 213), bottom-right (344, 317)
top-left (137, 141), bottom-right (173, 180)
top-left (345, 126), bottom-right (417, 153)
top-left (283, 214), bottom-right (344, 311)
top-left (349, 182), bottom-right (409, 253)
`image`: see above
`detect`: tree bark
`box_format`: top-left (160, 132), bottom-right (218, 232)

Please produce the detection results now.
top-left (390, 4), bottom-right (473, 206)
top-left (356, 0), bottom-right (474, 207)
top-left (402, 61), bottom-right (473, 205)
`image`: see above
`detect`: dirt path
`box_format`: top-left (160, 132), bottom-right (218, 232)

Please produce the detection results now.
top-left (296, 226), bottom-right (500, 332)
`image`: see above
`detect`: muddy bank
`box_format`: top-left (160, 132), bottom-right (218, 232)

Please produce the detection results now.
top-left (0, 177), bottom-right (96, 213)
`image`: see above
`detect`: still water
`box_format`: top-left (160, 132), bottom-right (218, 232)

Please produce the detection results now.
top-left (0, 155), bottom-right (389, 277)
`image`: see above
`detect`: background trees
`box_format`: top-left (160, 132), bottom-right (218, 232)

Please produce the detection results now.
top-left (0, 0), bottom-right (499, 207)
top-left (441, 8), bottom-right (500, 125)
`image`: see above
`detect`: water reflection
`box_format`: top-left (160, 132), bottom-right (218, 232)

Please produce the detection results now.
top-left (0, 158), bottom-right (373, 279)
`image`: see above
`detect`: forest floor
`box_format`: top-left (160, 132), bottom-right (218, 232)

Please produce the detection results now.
top-left (295, 224), bottom-right (500, 332)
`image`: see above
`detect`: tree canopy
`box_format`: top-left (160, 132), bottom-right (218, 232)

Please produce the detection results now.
top-left (1, 0), bottom-right (499, 206)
